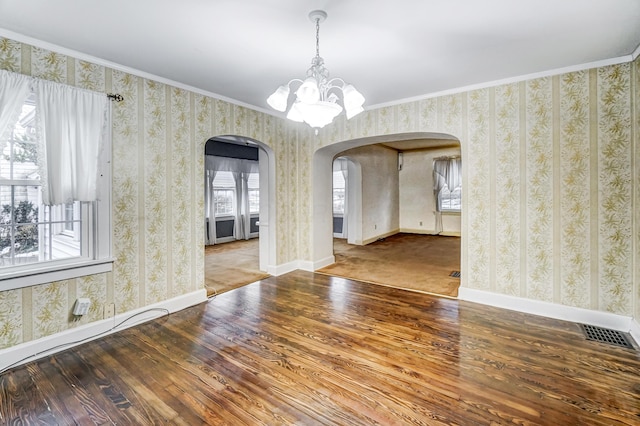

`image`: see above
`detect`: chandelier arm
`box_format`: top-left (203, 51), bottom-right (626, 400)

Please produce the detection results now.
top-left (325, 77), bottom-right (347, 89)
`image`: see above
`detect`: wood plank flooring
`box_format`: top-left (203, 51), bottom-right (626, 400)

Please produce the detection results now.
top-left (320, 234), bottom-right (461, 297)
top-left (205, 239), bottom-right (269, 296)
top-left (2, 271), bottom-right (640, 425)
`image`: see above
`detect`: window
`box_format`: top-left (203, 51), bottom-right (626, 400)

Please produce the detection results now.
top-left (213, 171), bottom-right (235, 216)
top-left (0, 91), bottom-right (112, 291)
top-left (433, 157), bottom-right (461, 213)
top-left (333, 170), bottom-right (345, 214)
top-left (248, 173), bottom-right (259, 214)
top-left (439, 184), bottom-right (461, 212)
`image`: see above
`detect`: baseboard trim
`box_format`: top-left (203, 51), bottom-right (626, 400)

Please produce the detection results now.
top-left (630, 318), bottom-right (640, 346)
top-left (310, 255), bottom-right (336, 271)
top-left (458, 287), bottom-right (636, 335)
top-left (0, 288), bottom-right (207, 373)
top-left (362, 229), bottom-right (400, 246)
top-left (400, 228), bottom-right (461, 237)
top-left (269, 261), bottom-right (299, 276)
top-left (399, 228), bottom-right (437, 235)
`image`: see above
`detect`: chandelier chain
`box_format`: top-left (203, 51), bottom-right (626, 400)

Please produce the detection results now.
top-left (315, 17), bottom-right (320, 58)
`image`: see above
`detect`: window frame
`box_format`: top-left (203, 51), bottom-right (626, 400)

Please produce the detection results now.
top-left (0, 100), bottom-right (113, 292)
top-left (438, 184), bottom-right (461, 213)
top-left (213, 188), bottom-right (235, 218)
top-left (332, 170), bottom-right (346, 215)
top-left (247, 172), bottom-right (259, 215)
top-left (212, 171), bottom-right (236, 218)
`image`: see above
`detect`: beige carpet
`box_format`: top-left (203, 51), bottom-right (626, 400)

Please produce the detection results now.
top-left (317, 233), bottom-right (461, 298)
top-left (204, 239), bottom-right (270, 296)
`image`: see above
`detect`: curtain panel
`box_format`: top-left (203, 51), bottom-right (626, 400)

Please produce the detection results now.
top-left (432, 156), bottom-right (461, 234)
top-left (35, 80), bottom-right (108, 205)
top-left (333, 157), bottom-right (349, 238)
top-left (0, 70), bottom-right (31, 149)
top-left (0, 69), bottom-right (108, 206)
top-left (204, 155), bottom-right (258, 244)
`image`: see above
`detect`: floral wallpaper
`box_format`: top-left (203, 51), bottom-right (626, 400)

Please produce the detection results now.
top-left (0, 33), bottom-right (638, 352)
top-left (494, 83), bottom-right (521, 297)
top-left (0, 36), bottom-right (297, 350)
top-left (634, 54), bottom-right (640, 323)
top-left (313, 60), bottom-right (636, 318)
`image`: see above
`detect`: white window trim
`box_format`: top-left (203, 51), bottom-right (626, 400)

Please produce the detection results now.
top-left (0, 106), bottom-right (113, 290)
top-left (212, 185), bottom-right (235, 217)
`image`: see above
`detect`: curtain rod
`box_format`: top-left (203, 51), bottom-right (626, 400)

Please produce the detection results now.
top-left (434, 155), bottom-right (460, 160)
top-left (107, 93), bottom-right (124, 102)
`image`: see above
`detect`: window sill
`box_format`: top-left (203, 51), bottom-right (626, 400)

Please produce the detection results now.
top-left (441, 211), bottom-right (461, 215)
top-left (0, 258), bottom-right (114, 291)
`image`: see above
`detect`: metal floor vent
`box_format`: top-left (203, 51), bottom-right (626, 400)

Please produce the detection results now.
top-left (580, 324), bottom-right (634, 349)
top-left (450, 271), bottom-right (461, 278)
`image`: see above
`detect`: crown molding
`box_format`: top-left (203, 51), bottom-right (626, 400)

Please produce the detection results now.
top-left (0, 27), bottom-right (277, 118)
top-left (2, 27), bottom-right (637, 119)
top-left (366, 55), bottom-right (634, 111)
top-left (632, 42), bottom-right (640, 61)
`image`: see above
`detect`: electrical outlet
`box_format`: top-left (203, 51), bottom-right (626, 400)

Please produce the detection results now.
top-left (72, 298), bottom-right (91, 316)
top-left (374, 224), bottom-right (377, 230)
top-left (104, 303), bottom-right (115, 319)
top-left (420, 221), bottom-right (423, 226)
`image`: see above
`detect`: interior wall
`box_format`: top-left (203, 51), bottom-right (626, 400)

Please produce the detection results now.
top-left (399, 147), bottom-right (461, 235)
top-left (0, 36), bottom-right (299, 351)
top-left (634, 54), bottom-right (640, 323)
top-left (307, 60), bottom-right (636, 319)
top-left (339, 145), bottom-right (400, 244)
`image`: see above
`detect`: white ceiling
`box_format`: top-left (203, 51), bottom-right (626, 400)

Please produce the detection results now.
top-left (1, 0), bottom-right (639, 117)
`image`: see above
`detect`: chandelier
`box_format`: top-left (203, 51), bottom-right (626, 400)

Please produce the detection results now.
top-left (267, 10), bottom-right (365, 130)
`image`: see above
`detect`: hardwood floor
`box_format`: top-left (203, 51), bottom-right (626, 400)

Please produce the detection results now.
top-left (205, 239), bottom-right (269, 296)
top-left (320, 234), bottom-right (461, 297)
top-left (2, 271), bottom-right (639, 425)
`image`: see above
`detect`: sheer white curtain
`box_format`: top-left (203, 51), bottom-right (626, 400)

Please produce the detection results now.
top-left (233, 171), bottom-right (251, 240)
top-left (204, 156), bottom-right (217, 245)
top-left (35, 79), bottom-right (108, 205)
top-left (204, 155), bottom-right (258, 244)
top-left (334, 157), bottom-right (349, 238)
top-left (433, 157), bottom-right (461, 234)
top-left (0, 70), bottom-right (31, 147)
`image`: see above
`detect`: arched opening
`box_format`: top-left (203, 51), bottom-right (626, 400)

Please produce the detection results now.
top-left (204, 135), bottom-right (276, 295)
top-left (314, 132), bottom-right (462, 297)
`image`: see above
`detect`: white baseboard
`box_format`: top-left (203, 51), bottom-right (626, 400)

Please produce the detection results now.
top-left (400, 228), bottom-right (437, 235)
top-left (362, 229), bottom-right (400, 246)
top-left (309, 255), bottom-right (336, 271)
top-left (630, 318), bottom-right (640, 345)
top-left (458, 287), bottom-right (637, 336)
top-left (268, 260), bottom-right (299, 276)
top-left (0, 288), bottom-right (207, 373)
top-left (400, 228), bottom-right (461, 237)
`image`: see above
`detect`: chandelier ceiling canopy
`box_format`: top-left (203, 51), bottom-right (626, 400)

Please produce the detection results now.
top-left (267, 10), bottom-right (365, 131)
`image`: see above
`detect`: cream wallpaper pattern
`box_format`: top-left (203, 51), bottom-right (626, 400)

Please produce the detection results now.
top-left (0, 37), bottom-right (299, 350)
top-left (494, 83), bottom-right (520, 296)
top-left (0, 33), bottom-right (639, 352)
top-left (559, 71), bottom-right (591, 309)
top-left (635, 55), bottom-right (640, 323)
top-left (313, 60), bottom-right (637, 318)
top-left (631, 56), bottom-right (640, 322)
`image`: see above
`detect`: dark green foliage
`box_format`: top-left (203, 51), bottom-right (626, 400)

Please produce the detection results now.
top-left (0, 200), bottom-right (39, 255)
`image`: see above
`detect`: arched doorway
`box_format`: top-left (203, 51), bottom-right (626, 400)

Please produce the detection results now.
top-left (313, 132), bottom-right (462, 296)
top-left (204, 135), bottom-right (276, 294)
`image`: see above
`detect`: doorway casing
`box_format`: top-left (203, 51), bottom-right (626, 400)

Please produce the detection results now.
top-left (206, 135), bottom-right (277, 274)
top-left (311, 132), bottom-right (463, 283)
